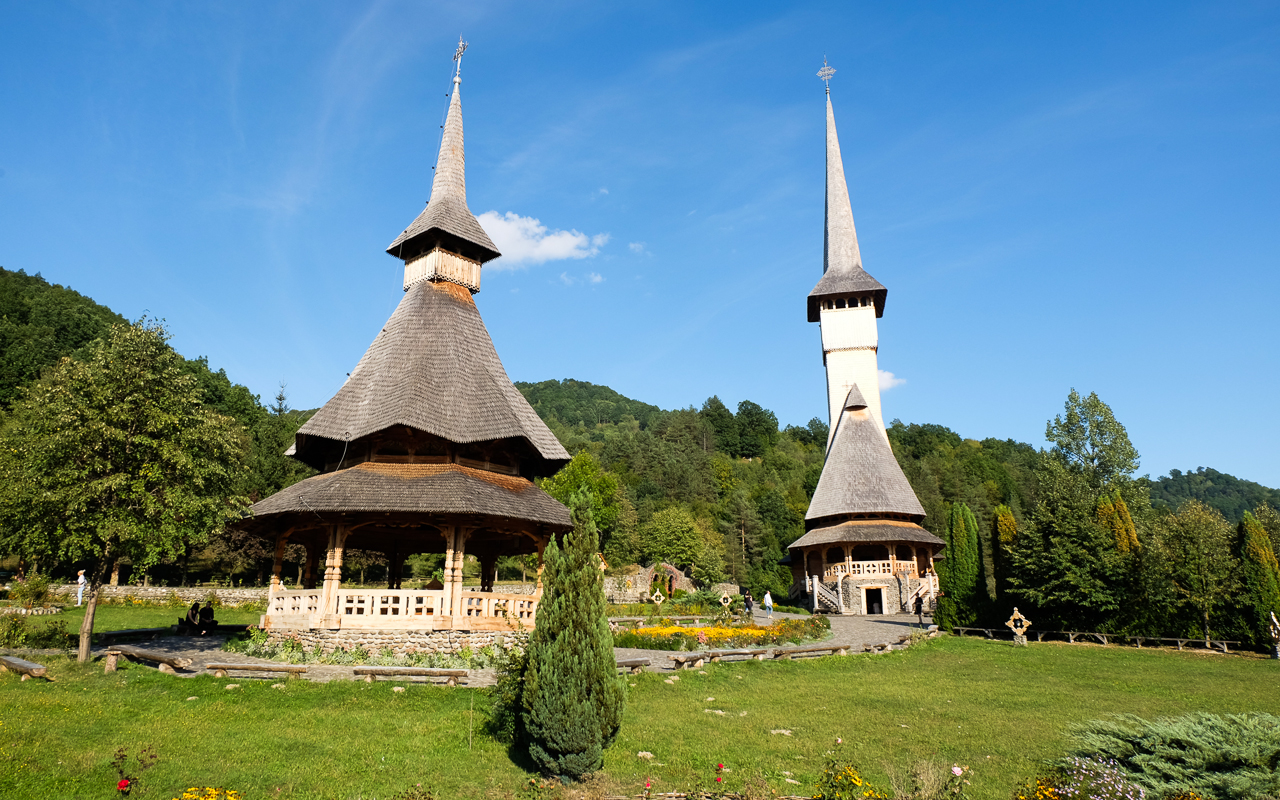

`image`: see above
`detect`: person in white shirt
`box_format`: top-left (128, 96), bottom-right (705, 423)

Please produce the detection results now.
top-left (763, 590), bottom-right (773, 619)
top-left (76, 570), bottom-right (86, 607)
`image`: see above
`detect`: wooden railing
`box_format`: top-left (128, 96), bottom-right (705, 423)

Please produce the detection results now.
top-left (824, 560), bottom-right (896, 578)
top-left (266, 587), bottom-right (539, 629)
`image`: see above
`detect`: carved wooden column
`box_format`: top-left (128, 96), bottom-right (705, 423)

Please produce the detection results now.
top-left (319, 525), bottom-right (349, 628)
top-left (450, 528), bottom-right (472, 625)
top-left (441, 525), bottom-right (457, 616)
top-left (534, 537), bottom-right (548, 594)
top-left (269, 531), bottom-right (292, 597)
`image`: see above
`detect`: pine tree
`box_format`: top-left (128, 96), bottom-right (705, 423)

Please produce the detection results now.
top-left (935, 502), bottom-right (981, 629)
top-left (1235, 512), bottom-right (1280, 649)
top-left (521, 488), bottom-right (626, 779)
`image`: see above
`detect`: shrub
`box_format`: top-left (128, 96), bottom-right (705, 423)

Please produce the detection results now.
top-left (1066, 713), bottom-right (1280, 800)
top-left (0, 615), bottom-right (26, 647)
top-left (813, 757), bottom-right (889, 799)
top-left (485, 645), bottom-right (528, 744)
top-left (522, 487), bottom-right (627, 779)
top-left (8, 571), bottom-right (52, 609)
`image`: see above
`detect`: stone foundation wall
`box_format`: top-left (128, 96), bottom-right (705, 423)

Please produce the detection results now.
top-left (264, 628), bottom-right (529, 656)
top-left (48, 585), bottom-right (268, 607)
top-left (603, 565), bottom-right (738, 604)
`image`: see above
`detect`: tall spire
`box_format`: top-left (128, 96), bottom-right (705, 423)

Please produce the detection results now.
top-left (387, 40), bottom-right (500, 271)
top-left (806, 80), bottom-right (885, 322)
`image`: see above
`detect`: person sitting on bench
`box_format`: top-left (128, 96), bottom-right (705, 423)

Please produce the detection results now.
top-left (180, 601), bottom-right (201, 631)
top-left (197, 603), bottom-right (218, 635)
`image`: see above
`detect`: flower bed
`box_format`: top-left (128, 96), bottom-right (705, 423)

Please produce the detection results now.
top-left (612, 616), bottom-right (829, 650)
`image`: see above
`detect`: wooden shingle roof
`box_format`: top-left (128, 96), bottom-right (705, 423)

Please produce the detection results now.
top-left (249, 462), bottom-right (570, 527)
top-left (805, 384), bottom-right (926, 525)
top-left (789, 519), bottom-right (942, 550)
top-left (387, 76), bottom-right (500, 265)
top-left (807, 94), bottom-right (887, 321)
top-left (293, 280), bottom-right (570, 475)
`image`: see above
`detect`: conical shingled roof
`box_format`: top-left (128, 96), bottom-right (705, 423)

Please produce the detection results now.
top-left (387, 76), bottom-right (501, 265)
top-left (807, 94), bottom-right (886, 322)
top-left (804, 384), bottom-right (925, 524)
top-left (293, 280), bottom-right (569, 475)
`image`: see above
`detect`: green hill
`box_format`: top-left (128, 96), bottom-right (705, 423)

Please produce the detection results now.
top-left (1149, 466), bottom-right (1280, 522)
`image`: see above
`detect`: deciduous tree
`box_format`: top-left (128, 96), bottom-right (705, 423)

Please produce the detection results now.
top-left (0, 321), bottom-right (248, 661)
top-left (1162, 500), bottom-right (1238, 644)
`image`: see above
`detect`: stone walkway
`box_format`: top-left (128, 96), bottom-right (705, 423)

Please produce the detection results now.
top-left (2, 612), bottom-right (931, 685)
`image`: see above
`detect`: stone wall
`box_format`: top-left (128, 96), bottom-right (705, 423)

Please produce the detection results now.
top-left (602, 564), bottom-right (737, 604)
top-left (264, 627), bottom-right (529, 657)
top-left (831, 576), bottom-right (933, 615)
top-left (48, 585), bottom-right (268, 607)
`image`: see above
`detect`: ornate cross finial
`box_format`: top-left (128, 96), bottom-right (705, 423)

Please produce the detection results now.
top-left (453, 36), bottom-right (468, 76)
top-left (817, 56), bottom-right (836, 94)
top-left (1006, 607), bottom-right (1032, 646)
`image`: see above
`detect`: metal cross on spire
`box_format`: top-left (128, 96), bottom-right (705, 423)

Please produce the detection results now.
top-left (817, 57), bottom-right (836, 94)
top-left (453, 36), bottom-right (468, 76)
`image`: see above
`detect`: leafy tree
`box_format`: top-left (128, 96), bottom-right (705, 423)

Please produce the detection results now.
top-left (0, 321), bottom-right (248, 660)
top-left (735, 400), bottom-right (778, 459)
top-left (539, 452), bottom-right (625, 550)
top-left (936, 502), bottom-right (981, 628)
top-left (642, 507), bottom-right (706, 574)
top-left (1255, 503), bottom-right (1280, 568)
top-left (992, 503), bottom-right (1017, 598)
top-left (521, 488), bottom-right (626, 779)
top-left (1234, 512), bottom-right (1280, 648)
top-left (717, 490), bottom-right (765, 584)
top-left (699, 396), bottom-right (739, 456)
top-left (1046, 389), bottom-right (1139, 489)
top-left (783, 417), bottom-right (829, 448)
top-left (1161, 500), bottom-right (1239, 644)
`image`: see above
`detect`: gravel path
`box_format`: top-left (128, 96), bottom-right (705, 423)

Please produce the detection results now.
top-left (3, 612), bottom-right (932, 684)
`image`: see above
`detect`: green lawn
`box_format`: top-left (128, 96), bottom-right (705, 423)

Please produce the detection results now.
top-left (55, 603), bottom-right (263, 633)
top-left (1, 636), bottom-right (1275, 799)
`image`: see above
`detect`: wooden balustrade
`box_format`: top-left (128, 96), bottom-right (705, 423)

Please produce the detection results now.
top-left (264, 587), bottom-right (537, 631)
top-left (824, 560), bottom-right (896, 579)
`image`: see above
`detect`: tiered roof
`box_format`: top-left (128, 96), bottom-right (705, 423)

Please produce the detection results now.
top-left (806, 94), bottom-right (887, 322)
top-left (791, 385), bottom-right (939, 550)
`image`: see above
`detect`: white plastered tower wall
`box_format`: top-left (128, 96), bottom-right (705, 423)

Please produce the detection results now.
top-left (820, 302), bottom-right (883, 438)
top-left (808, 85), bottom-right (891, 448)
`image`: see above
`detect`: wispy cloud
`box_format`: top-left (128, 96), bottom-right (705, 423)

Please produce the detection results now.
top-left (478, 211), bottom-right (609, 269)
top-left (628, 241), bottom-right (647, 254)
top-left (588, 272), bottom-right (604, 284)
top-left (879, 370), bottom-right (906, 390)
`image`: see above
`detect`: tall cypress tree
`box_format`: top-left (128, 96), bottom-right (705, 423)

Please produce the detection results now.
top-left (1096, 489), bottom-right (1139, 554)
top-left (522, 488), bottom-right (626, 779)
top-left (936, 502), bottom-right (981, 629)
top-left (1235, 512), bottom-right (1280, 649)
top-left (992, 504), bottom-right (1018, 599)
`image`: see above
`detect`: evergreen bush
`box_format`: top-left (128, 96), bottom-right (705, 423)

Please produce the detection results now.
top-left (521, 487), bottom-right (626, 779)
top-left (936, 503), bottom-right (981, 629)
top-left (1066, 712), bottom-right (1280, 799)
top-left (1235, 512), bottom-right (1280, 649)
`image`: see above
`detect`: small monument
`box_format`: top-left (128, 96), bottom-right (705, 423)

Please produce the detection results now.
top-left (1006, 608), bottom-right (1032, 647)
top-left (651, 590), bottom-right (665, 606)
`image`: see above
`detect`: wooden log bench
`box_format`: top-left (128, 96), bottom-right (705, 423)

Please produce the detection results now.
top-left (707, 648), bottom-right (769, 663)
top-left (104, 645), bottom-right (193, 674)
top-left (671, 652), bottom-right (709, 670)
top-left (205, 663), bottom-right (308, 678)
top-left (615, 658), bottom-right (650, 675)
top-left (953, 627), bottom-right (998, 639)
top-left (0, 655), bottom-right (50, 681)
top-left (351, 667), bottom-right (468, 686)
top-left (97, 627), bottom-right (173, 645)
top-left (772, 644), bottom-right (851, 660)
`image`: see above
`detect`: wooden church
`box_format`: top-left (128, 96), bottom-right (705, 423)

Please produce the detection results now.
top-left (241, 51), bottom-right (572, 640)
top-left (786, 69), bottom-right (944, 615)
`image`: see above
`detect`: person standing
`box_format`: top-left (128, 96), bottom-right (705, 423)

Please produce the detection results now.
top-left (763, 590), bottom-right (773, 619)
top-left (744, 592), bottom-right (754, 617)
top-left (75, 570), bottom-right (86, 607)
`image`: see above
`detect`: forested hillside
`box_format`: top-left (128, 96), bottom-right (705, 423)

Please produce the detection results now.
top-left (1149, 467), bottom-right (1280, 522)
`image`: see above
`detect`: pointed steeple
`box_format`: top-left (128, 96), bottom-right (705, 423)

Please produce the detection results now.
top-left (387, 68), bottom-right (500, 269)
top-left (806, 92), bottom-right (886, 322)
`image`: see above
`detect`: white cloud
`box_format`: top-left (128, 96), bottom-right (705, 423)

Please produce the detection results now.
top-left (477, 211), bottom-right (609, 269)
top-left (588, 272), bottom-right (604, 284)
top-left (879, 370), bottom-right (906, 390)
top-left (598, 187), bottom-right (609, 195)
top-left (559, 272), bottom-right (574, 286)
top-left (628, 241), bottom-right (647, 254)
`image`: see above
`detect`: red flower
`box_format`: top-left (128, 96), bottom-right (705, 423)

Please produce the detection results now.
top-left (717, 763), bottom-right (724, 769)
top-left (117, 778), bottom-right (131, 793)
top-left (716, 776), bottom-right (723, 782)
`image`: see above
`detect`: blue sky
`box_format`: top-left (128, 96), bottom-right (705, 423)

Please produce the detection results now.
top-left (2, 2), bottom-right (1278, 486)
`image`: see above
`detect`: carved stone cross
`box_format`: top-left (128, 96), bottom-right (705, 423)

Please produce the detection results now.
top-left (1006, 607), bottom-right (1032, 647)
top-left (651, 589), bottom-right (665, 606)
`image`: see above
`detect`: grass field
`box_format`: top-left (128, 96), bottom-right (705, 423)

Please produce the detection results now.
top-left (1, 634), bottom-right (1276, 799)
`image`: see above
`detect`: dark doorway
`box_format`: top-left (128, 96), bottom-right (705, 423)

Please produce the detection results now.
top-left (865, 587), bottom-right (883, 615)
